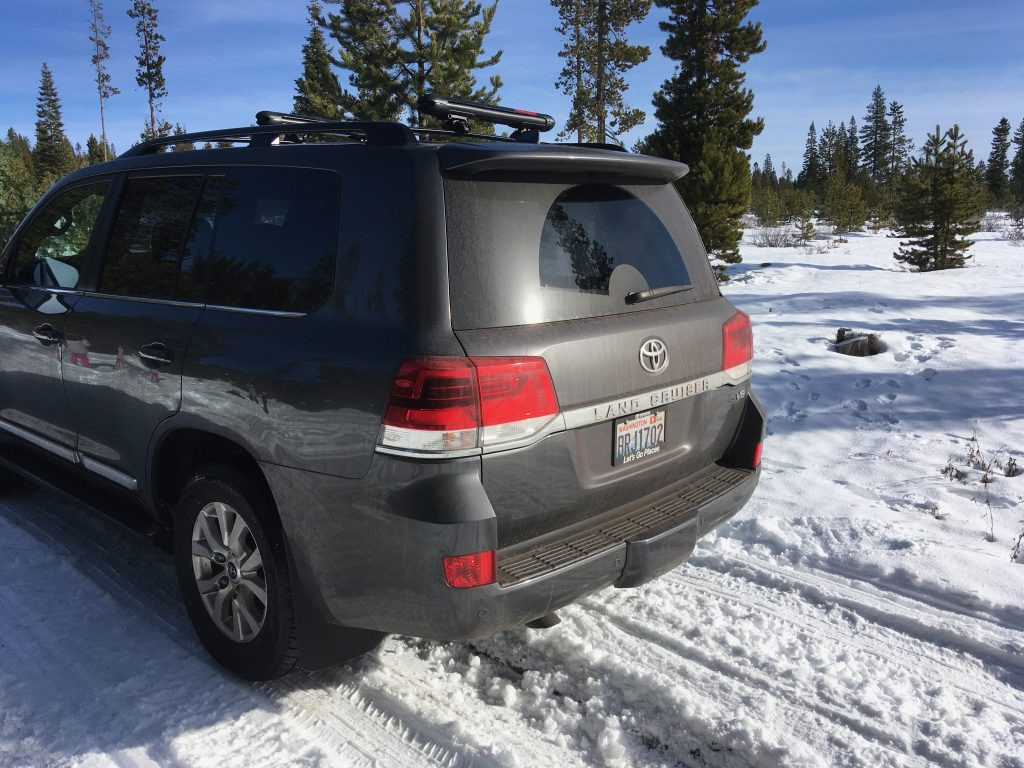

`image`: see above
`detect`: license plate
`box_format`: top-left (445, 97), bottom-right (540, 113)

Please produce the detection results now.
top-left (613, 410), bottom-right (666, 466)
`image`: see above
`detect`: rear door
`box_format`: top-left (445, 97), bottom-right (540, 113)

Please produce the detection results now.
top-left (60, 172), bottom-right (210, 491)
top-left (443, 174), bottom-right (750, 546)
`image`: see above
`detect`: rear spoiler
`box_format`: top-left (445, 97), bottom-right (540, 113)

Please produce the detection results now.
top-left (437, 145), bottom-right (689, 185)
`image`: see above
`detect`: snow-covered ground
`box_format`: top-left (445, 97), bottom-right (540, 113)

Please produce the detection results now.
top-left (1, 226), bottom-right (1022, 768)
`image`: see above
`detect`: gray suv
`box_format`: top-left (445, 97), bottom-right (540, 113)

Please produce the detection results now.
top-left (0, 96), bottom-right (763, 679)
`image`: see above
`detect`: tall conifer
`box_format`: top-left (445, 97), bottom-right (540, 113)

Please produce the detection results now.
top-left (984, 117), bottom-right (1012, 207)
top-left (886, 100), bottom-right (912, 178)
top-left (33, 63), bottom-right (76, 183)
top-left (88, 0), bottom-right (118, 162)
top-left (797, 122), bottom-right (820, 190)
top-left (1010, 118), bottom-right (1024, 207)
top-left (895, 125), bottom-right (985, 271)
top-left (642, 0), bottom-right (765, 266)
top-left (294, 1), bottom-right (344, 118)
top-left (323, 1), bottom-right (503, 124)
top-left (859, 85), bottom-right (890, 184)
top-left (552, 0), bottom-right (652, 143)
top-left (127, 0), bottom-right (168, 140)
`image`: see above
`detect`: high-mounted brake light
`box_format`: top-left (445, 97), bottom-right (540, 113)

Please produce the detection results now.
top-left (378, 356), bottom-right (560, 455)
top-left (442, 550), bottom-right (496, 589)
top-left (722, 310), bottom-right (753, 372)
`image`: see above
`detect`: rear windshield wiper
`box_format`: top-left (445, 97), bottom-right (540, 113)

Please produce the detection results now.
top-left (625, 284), bottom-right (693, 305)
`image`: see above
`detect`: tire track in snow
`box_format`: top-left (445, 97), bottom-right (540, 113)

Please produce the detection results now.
top-left (0, 489), bottom-right (467, 768)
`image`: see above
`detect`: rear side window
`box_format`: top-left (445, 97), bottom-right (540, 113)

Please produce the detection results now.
top-left (445, 181), bottom-right (709, 329)
top-left (191, 167), bottom-right (340, 313)
top-left (100, 176), bottom-right (204, 298)
top-left (7, 182), bottom-right (109, 290)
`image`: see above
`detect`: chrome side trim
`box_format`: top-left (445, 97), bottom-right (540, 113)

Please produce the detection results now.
top-left (374, 444), bottom-right (482, 460)
top-left (205, 304), bottom-right (305, 318)
top-left (79, 455), bottom-right (139, 491)
top-left (84, 292), bottom-right (205, 310)
top-left (0, 418), bottom-right (139, 490)
top-left (4, 285), bottom-right (82, 296)
top-left (0, 418), bottom-right (78, 463)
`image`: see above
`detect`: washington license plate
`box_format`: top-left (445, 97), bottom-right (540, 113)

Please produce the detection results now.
top-left (613, 410), bottom-right (666, 466)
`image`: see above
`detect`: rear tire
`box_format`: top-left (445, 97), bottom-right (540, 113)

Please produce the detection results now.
top-left (174, 464), bottom-right (299, 680)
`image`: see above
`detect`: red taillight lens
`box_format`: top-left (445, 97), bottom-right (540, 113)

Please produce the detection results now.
top-left (752, 441), bottom-right (763, 468)
top-left (442, 550), bottom-right (496, 588)
top-left (383, 357), bottom-right (479, 430)
top-left (472, 357), bottom-right (559, 426)
top-left (379, 356), bottom-right (559, 454)
top-left (722, 310), bottom-right (753, 371)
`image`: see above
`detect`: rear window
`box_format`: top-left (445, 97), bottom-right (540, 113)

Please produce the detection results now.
top-left (445, 181), bottom-right (710, 329)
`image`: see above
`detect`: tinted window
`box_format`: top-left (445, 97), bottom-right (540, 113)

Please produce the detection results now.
top-left (445, 181), bottom-right (707, 329)
top-left (99, 176), bottom-right (204, 298)
top-left (540, 185), bottom-right (689, 294)
top-left (193, 167), bottom-right (340, 313)
top-left (7, 182), bottom-right (108, 289)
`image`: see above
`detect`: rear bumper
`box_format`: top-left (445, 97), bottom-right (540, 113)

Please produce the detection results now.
top-left (261, 410), bottom-right (761, 646)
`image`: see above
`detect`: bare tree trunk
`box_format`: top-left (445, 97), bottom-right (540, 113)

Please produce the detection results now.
top-left (596, 0), bottom-right (606, 140)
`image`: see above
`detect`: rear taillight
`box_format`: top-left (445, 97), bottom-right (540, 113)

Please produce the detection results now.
top-left (722, 310), bottom-right (753, 371)
top-left (752, 441), bottom-right (763, 468)
top-left (379, 356), bottom-right (560, 455)
top-left (442, 550), bottom-right (496, 588)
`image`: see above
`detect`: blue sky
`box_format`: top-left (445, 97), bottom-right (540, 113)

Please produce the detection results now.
top-left (1, 0), bottom-right (1021, 172)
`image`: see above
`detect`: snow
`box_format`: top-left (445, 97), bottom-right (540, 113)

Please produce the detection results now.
top-left (1, 226), bottom-right (1023, 768)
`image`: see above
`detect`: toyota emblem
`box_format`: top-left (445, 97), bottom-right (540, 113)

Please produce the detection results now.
top-left (639, 338), bottom-right (669, 374)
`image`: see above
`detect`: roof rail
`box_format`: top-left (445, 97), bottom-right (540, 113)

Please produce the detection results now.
top-left (417, 94), bottom-right (555, 144)
top-left (119, 118), bottom-right (415, 158)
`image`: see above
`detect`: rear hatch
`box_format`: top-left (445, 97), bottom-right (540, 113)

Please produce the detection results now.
top-left (440, 145), bottom-right (752, 548)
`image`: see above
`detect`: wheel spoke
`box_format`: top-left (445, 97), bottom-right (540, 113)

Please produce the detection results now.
top-left (191, 540), bottom-right (215, 560)
top-left (232, 601), bottom-right (245, 642)
top-left (196, 577), bottom-right (221, 595)
top-left (215, 502), bottom-right (231, 548)
top-left (198, 515), bottom-right (227, 556)
top-left (213, 584), bottom-right (230, 621)
top-left (240, 577), bottom-right (267, 607)
top-left (239, 548), bottom-right (262, 576)
top-left (227, 515), bottom-right (246, 557)
top-left (234, 593), bottom-right (261, 636)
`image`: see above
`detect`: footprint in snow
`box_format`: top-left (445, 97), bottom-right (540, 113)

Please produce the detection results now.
top-left (886, 379), bottom-right (901, 389)
top-left (809, 392), bottom-right (821, 401)
top-left (854, 378), bottom-right (872, 389)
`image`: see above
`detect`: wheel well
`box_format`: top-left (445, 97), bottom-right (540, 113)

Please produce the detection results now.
top-left (152, 429), bottom-right (276, 530)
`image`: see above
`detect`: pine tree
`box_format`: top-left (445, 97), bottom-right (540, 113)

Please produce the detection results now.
top-left (323, 1), bottom-right (503, 125)
top-left (886, 100), bottom-right (912, 178)
top-left (33, 63), bottom-right (76, 184)
top-left (984, 117), bottom-right (1012, 207)
top-left (552, 0), bottom-right (652, 143)
top-left (762, 153), bottom-right (776, 187)
top-left (88, 0), bottom-right (119, 162)
top-left (85, 134), bottom-right (115, 165)
top-left (294, 1), bottom-right (344, 118)
top-left (1010, 118), bottom-right (1024, 208)
top-left (797, 121), bottom-right (820, 190)
top-left (0, 129), bottom-right (40, 244)
top-left (859, 85), bottom-right (891, 184)
top-left (642, 0), bottom-right (765, 266)
top-left (127, 0), bottom-right (168, 141)
top-left (894, 125), bottom-right (985, 271)
top-left (845, 115), bottom-right (859, 174)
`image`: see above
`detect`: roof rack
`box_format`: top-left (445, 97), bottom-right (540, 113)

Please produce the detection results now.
top-left (417, 94), bottom-right (556, 144)
top-left (117, 94), bottom-right (560, 157)
top-left (119, 118), bottom-right (415, 157)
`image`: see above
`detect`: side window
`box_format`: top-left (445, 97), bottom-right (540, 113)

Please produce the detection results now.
top-left (99, 175), bottom-right (204, 298)
top-left (7, 182), bottom-right (109, 289)
top-left (192, 167), bottom-right (340, 313)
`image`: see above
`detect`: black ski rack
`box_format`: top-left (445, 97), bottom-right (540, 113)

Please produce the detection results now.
top-left (120, 116), bottom-right (415, 157)
top-left (119, 95), bottom-right (559, 157)
top-left (416, 94), bottom-right (555, 144)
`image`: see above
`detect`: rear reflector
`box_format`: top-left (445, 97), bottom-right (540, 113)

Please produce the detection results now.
top-left (722, 310), bottom-right (753, 371)
top-left (442, 550), bottom-right (496, 589)
top-left (379, 356), bottom-right (559, 455)
top-left (752, 441), bottom-right (763, 468)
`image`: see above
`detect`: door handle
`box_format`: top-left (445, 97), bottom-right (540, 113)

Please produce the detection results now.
top-left (138, 343), bottom-right (174, 367)
top-left (32, 324), bottom-right (61, 346)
